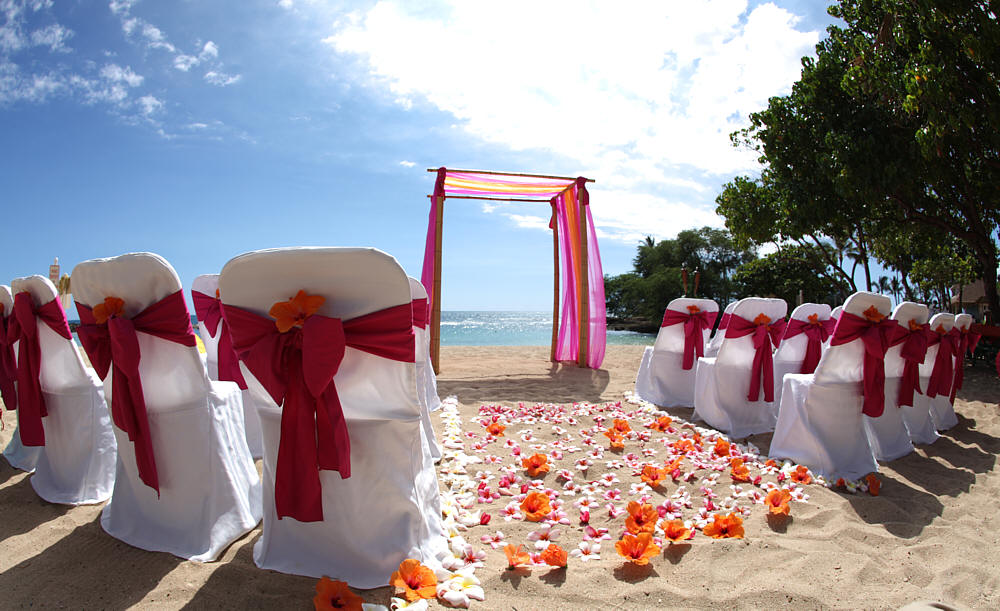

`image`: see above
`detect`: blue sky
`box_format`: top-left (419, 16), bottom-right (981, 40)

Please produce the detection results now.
top-left (2, 0), bottom-right (839, 311)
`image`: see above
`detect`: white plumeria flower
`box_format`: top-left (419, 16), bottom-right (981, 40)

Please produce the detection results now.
top-left (391, 597), bottom-right (429, 610)
top-left (526, 523), bottom-right (561, 549)
top-left (436, 568), bottom-right (486, 609)
top-left (569, 541), bottom-right (601, 561)
top-left (480, 530), bottom-right (506, 549)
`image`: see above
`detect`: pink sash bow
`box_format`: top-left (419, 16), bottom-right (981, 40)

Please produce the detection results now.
top-left (888, 321), bottom-right (929, 407)
top-left (223, 301), bottom-right (415, 523)
top-left (6, 293), bottom-right (73, 445)
top-left (191, 290), bottom-right (247, 389)
top-left (76, 291), bottom-right (198, 494)
top-left (0, 307), bottom-right (17, 412)
top-left (925, 327), bottom-right (957, 400)
top-left (782, 317), bottom-right (835, 374)
top-left (950, 328), bottom-right (974, 402)
top-left (725, 314), bottom-right (787, 402)
top-left (717, 312), bottom-right (731, 332)
top-left (660, 308), bottom-right (718, 370)
top-left (412, 298), bottom-right (428, 329)
top-left (829, 311), bottom-right (897, 417)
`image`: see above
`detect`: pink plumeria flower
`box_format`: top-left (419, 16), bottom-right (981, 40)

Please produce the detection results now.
top-left (526, 524), bottom-right (561, 550)
top-left (500, 501), bottom-right (523, 521)
top-left (599, 473), bottom-right (619, 487)
top-left (556, 469), bottom-right (574, 482)
top-left (480, 530), bottom-right (506, 549)
top-left (583, 525), bottom-right (611, 541)
top-left (606, 503), bottom-right (625, 518)
top-left (570, 541), bottom-right (601, 561)
top-left (575, 458), bottom-right (592, 472)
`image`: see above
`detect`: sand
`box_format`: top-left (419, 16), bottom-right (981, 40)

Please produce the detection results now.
top-left (1, 345), bottom-right (998, 609)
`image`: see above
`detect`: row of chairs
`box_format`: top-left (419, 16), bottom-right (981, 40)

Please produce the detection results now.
top-left (635, 293), bottom-right (980, 480)
top-left (0, 248), bottom-right (448, 588)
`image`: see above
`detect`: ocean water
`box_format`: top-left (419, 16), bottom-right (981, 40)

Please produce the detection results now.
top-left (440, 311), bottom-right (654, 346)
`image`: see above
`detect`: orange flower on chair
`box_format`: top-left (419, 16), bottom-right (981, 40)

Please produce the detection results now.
top-left (269, 290), bottom-right (326, 333)
top-left (753, 312), bottom-right (772, 326)
top-left (790, 465), bottom-right (812, 485)
top-left (862, 305), bottom-right (886, 323)
top-left (703, 512), bottom-right (744, 539)
top-left (908, 319), bottom-right (923, 332)
top-left (662, 519), bottom-right (693, 543)
top-left (807, 312), bottom-right (821, 326)
top-left (686, 304), bottom-right (701, 314)
top-left (764, 489), bottom-right (792, 516)
top-left (640, 464), bottom-right (667, 488)
top-left (314, 576), bottom-right (364, 611)
top-left (625, 501), bottom-right (658, 534)
top-left (521, 491), bottom-right (552, 522)
top-left (522, 453), bottom-right (550, 477)
top-left (389, 559), bottom-right (437, 602)
top-left (504, 543), bottom-right (531, 568)
top-left (540, 543), bottom-right (568, 568)
top-left (615, 532), bottom-right (660, 565)
top-left (93, 296), bottom-right (125, 325)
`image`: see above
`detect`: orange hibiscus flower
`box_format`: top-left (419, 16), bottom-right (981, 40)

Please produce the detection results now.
top-left (703, 513), bottom-right (745, 539)
top-left (314, 576), bottom-right (364, 611)
top-left (485, 421), bottom-right (505, 436)
top-left (790, 465), bottom-right (812, 485)
top-left (650, 415), bottom-right (672, 432)
top-left (662, 519), bottom-right (693, 543)
top-left (672, 439), bottom-right (694, 453)
top-left (753, 312), bottom-right (772, 326)
top-left (624, 501), bottom-right (658, 534)
top-left (807, 312), bottom-right (821, 325)
top-left (615, 532), bottom-right (660, 565)
top-left (540, 543), bottom-right (568, 568)
top-left (521, 491), bottom-right (552, 522)
top-left (730, 461), bottom-right (751, 483)
top-left (764, 459), bottom-right (778, 468)
top-left (389, 559), bottom-right (437, 602)
top-left (504, 544), bottom-right (531, 568)
top-left (522, 453), bottom-right (550, 477)
top-left (611, 418), bottom-right (632, 434)
top-left (93, 296), bottom-right (125, 325)
top-left (269, 289), bottom-right (326, 333)
top-left (686, 304), bottom-right (701, 314)
top-left (640, 464), bottom-right (667, 488)
top-left (604, 429), bottom-right (624, 450)
top-left (862, 305), bottom-right (886, 323)
top-left (764, 489), bottom-right (792, 516)
top-left (713, 438), bottom-right (730, 457)
top-left (865, 473), bottom-right (881, 496)
top-left (908, 318), bottom-right (923, 332)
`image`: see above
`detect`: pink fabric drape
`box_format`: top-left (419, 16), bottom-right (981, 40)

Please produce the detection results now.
top-left (0, 306), bottom-right (17, 412)
top-left (419, 168), bottom-right (447, 324)
top-left (888, 321), bottom-right (929, 408)
top-left (782, 317), bottom-right (836, 375)
top-left (7, 293), bottom-right (73, 445)
top-left (660, 307), bottom-right (717, 370)
top-left (223, 302), bottom-right (415, 523)
top-left (926, 327), bottom-right (958, 399)
top-left (412, 298), bottom-right (428, 329)
top-left (725, 314), bottom-right (787, 402)
top-left (192, 290), bottom-right (247, 389)
top-left (829, 311), bottom-right (897, 417)
top-left (76, 291), bottom-right (198, 494)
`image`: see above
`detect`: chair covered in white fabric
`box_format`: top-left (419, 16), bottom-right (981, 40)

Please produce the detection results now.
top-left (880, 302), bottom-right (938, 446)
top-left (923, 312), bottom-right (958, 431)
top-left (7, 276), bottom-right (116, 504)
top-left (949, 312), bottom-right (975, 406)
top-left (191, 273), bottom-right (264, 459)
top-left (769, 292), bottom-right (888, 481)
top-left (72, 253), bottom-right (261, 562)
top-left (861, 301), bottom-right (917, 461)
top-left (693, 297), bottom-right (787, 437)
top-left (1, 284), bottom-right (42, 472)
top-left (772, 303), bottom-right (832, 408)
top-left (219, 247), bottom-right (448, 588)
top-left (703, 300), bottom-right (736, 359)
top-left (408, 278), bottom-right (442, 464)
top-left (635, 298), bottom-right (718, 408)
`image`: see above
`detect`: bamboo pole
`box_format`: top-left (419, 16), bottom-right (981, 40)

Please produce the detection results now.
top-left (577, 187), bottom-right (589, 368)
top-left (551, 206), bottom-right (560, 362)
top-left (431, 196), bottom-right (444, 374)
top-left (427, 167), bottom-right (595, 183)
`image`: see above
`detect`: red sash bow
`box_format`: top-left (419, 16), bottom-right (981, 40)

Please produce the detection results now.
top-left (950, 328), bottom-right (972, 402)
top-left (782, 317), bottom-right (835, 374)
top-left (191, 290), bottom-right (247, 389)
top-left (887, 321), bottom-right (928, 407)
top-left (0, 307), bottom-right (18, 412)
top-left (829, 311), bottom-right (897, 417)
top-left (76, 291), bottom-right (198, 494)
top-left (6, 293), bottom-right (73, 445)
top-left (411, 298), bottom-right (428, 329)
top-left (725, 314), bottom-right (787, 402)
top-left (223, 301), bottom-right (415, 523)
top-left (717, 312), bottom-right (731, 332)
top-left (660, 308), bottom-right (718, 370)
top-left (925, 327), bottom-right (958, 400)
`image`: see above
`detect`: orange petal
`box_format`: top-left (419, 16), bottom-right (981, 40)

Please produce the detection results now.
top-left (753, 312), bottom-right (772, 326)
top-left (863, 305), bottom-right (886, 323)
top-left (541, 543), bottom-right (568, 567)
top-left (686, 304), bottom-right (701, 314)
top-left (314, 576), bottom-right (364, 611)
top-left (807, 313), bottom-right (820, 325)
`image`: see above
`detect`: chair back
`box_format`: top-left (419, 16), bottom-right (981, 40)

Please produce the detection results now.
top-left (814, 292), bottom-right (891, 384)
top-left (653, 297), bottom-right (718, 352)
top-left (71, 252), bottom-right (210, 410)
top-left (705, 300), bottom-right (736, 355)
top-left (716, 297), bottom-right (787, 365)
top-left (773, 303), bottom-right (832, 369)
top-left (884, 302), bottom-right (929, 377)
top-left (0, 285), bottom-right (12, 316)
top-left (919, 312), bottom-right (955, 377)
top-left (954, 313), bottom-right (973, 332)
top-left (830, 305), bottom-right (843, 321)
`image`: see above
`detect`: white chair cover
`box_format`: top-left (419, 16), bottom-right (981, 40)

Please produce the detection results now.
top-left (219, 247), bottom-right (448, 588)
top-left (770, 292), bottom-right (885, 481)
top-left (635, 298), bottom-right (718, 408)
top-left (693, 297), bottom-right (787, 437)
top-left (880, 302), bottom-right (937, 446)
top-left (772, 303), bottom-right (832, 408)
top-left (8, 276), bottom-right (116, 504)
top-left (408, 278), bottom-right (442, 464)
top-left (862, 299), bottom-right (917, 461)
top-left (1, 284), bottom-right (42, 472)
top-left (924, 313), bottom-right (958, 431)
top-left (704, 300), bottom-right (736, 359)
top-left (192, 273), bottom-right (264, 459)
top-left (72, 253), bottom-right (261, 562)
top-left (823, 305), bottom-right (844, 350)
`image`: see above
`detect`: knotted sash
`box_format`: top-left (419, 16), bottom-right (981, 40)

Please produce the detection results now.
top-left (412, 297), bottom-right (428, 329)
top-left (661, 307), bottom-right (717, 370)
top-left (950, 327), bottom-right (973, 403)
top-left (725, 314), bottom-right (787, 402)
top-left (0, 305), bottom-right (17, 412)
top-left (829, 311), bottom-right (897, 417)
top-left (7, 293), bottom-right (73, 445)
top-left (782, 316), bottom-right (836, 375)
top-left (925, 326), bottom-right (957, 399)
top-left (191, 290), bottom-right (247, 389)
top-left (717, 312), bottom-right (731, 333)
top-left (76, 291), bottom-right (198, 494)
top-left (223, 301), bottom-right (415, 523)
top-left (887, 320), bottom-right (929, 408)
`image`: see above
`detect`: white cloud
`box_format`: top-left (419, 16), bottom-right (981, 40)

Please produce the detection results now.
top-left (325, 0), bottom-right (821, 242)
top-left (173, 54), bottom-right (198, 71)
top-left (398, 159), bottom-right (416, 167)
top-left (99, 63), bottom-right (142, 87)
top-left (204, 70), bottom-right (241, 86)
top-left (138, 93), bottom-right (162, 115)
top-left (199, 41), bottom-right (218, 60)
top-left (29, 23), bottom-right (71, 51)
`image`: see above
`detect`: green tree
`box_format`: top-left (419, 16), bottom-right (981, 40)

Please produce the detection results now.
top-left (733, 244), bottom-right (846, 306)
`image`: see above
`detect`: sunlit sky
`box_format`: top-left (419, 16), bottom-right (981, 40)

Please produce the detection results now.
top-left (2, 0), bottom-right (839, 310)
